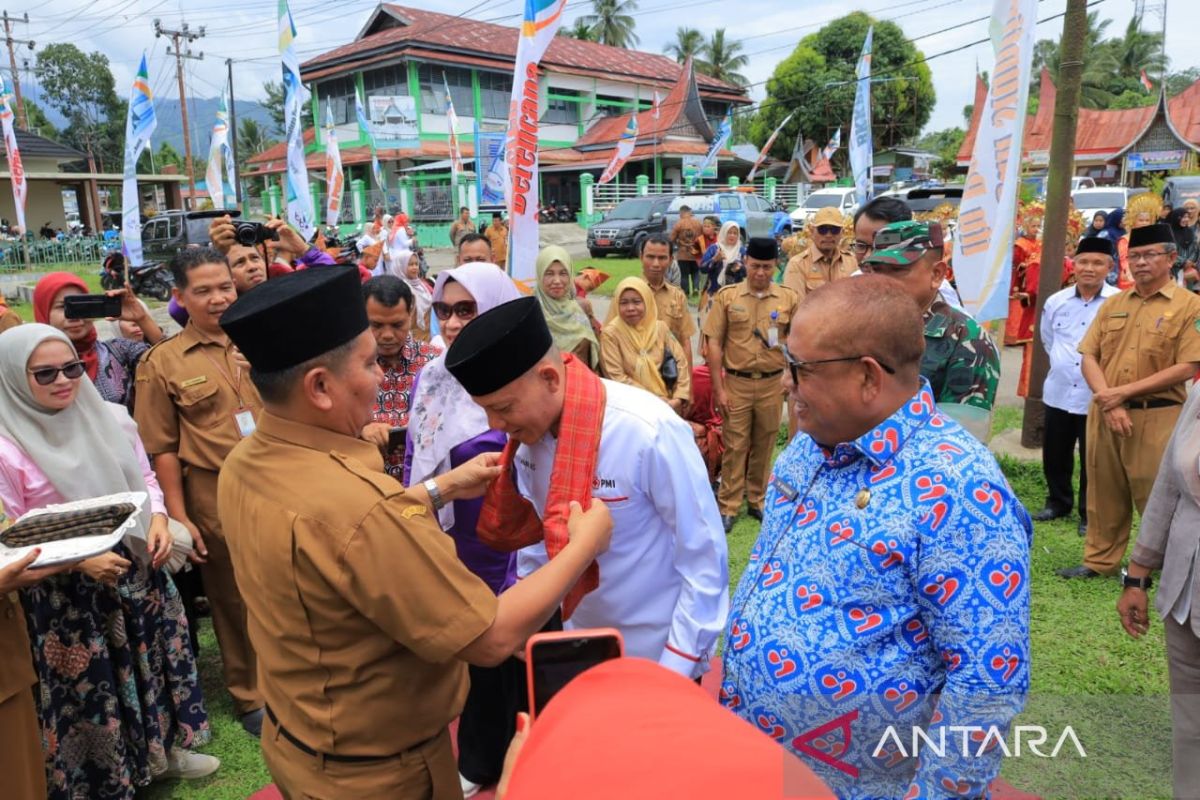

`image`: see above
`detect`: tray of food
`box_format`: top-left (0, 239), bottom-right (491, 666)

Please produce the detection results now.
top-left (0, 492), bottom-right (147, 568)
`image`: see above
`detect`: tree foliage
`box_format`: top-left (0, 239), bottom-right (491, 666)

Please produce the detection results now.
top-left (665, 27), bottom-right (703, 64)
top-left (696, 29), bottom-right (748, 87)
top-left (34, 43), bottom-right (124, 171)
top-left (916, 127), bottom-right (965, 179)
top-left (21, 100), bottom-right (58, 140)
top-left (558, 18), bottom-right (598, 41)
top-left (581, 0), bottom-right (639, 49)
top-left (751, 13), bottom-right (935, 167)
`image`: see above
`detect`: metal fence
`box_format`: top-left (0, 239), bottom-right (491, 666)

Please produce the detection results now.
top-left (589, 181), bottom-right (805, 212)
top-left (0, 236), bottom-right (120, 270)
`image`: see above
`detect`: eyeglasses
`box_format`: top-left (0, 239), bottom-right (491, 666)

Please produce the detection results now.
top-left (432, 300), bottom-right (478, 321)
top-left (28, 361), bottom-right (86, 386)
top-left (852, 241), bottom-right (873, 256)
top-left (783, 349), bottom-right (895, 385)
top-left (815, 225), bottom-right (843, 236)
top-left (1127, 250), bottom-right (1171, 263)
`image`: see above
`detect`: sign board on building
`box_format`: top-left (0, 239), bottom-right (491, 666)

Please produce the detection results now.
top-left (475, 130), bottom-right (508, 207)
top-left (367, 95), bottom-right (419, 149)
top-left (1126, 150), bottom-right (1186, 171)
top-left (1027, 150), bottom-right (1050, 167)
top-left (682, 155), bottom-right (718, 181)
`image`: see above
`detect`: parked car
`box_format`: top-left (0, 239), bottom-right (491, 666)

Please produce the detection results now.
top-left (1163, 176), bottom-right (1200, 208)
top-left (663, 190), bottom-right (789, 242)
top-left (141, 209), bottom-right (239, 263)
top-left (1070, 176), bottom-right (1097, 192)
top-left (877, 185), bottom-right (964, 214)
top-left (790, 187), bottom-right (859, 225)
top-left (1072, 186), bottom-right (1148, 225)
top-left (587, 195), bottom-right (674, 258)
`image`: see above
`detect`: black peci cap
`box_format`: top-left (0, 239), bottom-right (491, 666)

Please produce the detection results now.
top-left (445, 296), bottom-right (553, 396)
top-left (219, 266), bottom-right (367, 372)
top-left (745, 236), bottom-right (779, 261)
top-left (1075, 237), bottom-right (1115, 258)
top-left (1128, 223), bottom-right (1175, 249)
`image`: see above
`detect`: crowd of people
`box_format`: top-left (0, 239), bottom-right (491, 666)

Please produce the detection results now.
top-left (0, 189), bottom-right (1198, 800)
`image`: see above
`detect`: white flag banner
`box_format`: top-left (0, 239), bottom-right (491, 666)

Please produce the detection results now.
top-left (953, 0), bottom-right (1039, 322)
top-left (280, 0), bottom-right (315, 239)
top-left (122, 54), bottom-right (157, 268)
top-left (324, 104), bottom-right (344, 226)
top-left (205, 90), bottom-right (233, 209)
top-left (746, 112), bottom-right (793, 182)
top-left (505, 0), bottom-right (569, 281)
top-left (598, 113), bottom-right (637, 184)
top-left (849, 26), bottom-right (874, 208)
top-left (691, 112), bottom-right (731, 186)
top-left (0, 78), bottom-right (26, 236)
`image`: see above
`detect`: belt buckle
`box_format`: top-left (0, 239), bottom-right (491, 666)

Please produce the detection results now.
top-left (750, 371), bottom-right (763, 380)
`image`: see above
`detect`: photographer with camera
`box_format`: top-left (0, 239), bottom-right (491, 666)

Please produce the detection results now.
top-left (209, 216), bottom-right (337, 278)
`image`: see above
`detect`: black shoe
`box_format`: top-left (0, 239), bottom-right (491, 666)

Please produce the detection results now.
top-left (1057, 565), bottom-right (1103, 579)
top-left (1077, 520), bottom-right (1088, 537)
top-left (747, 506), bottom-right (763, 522)
top-left (721, 515), bottom-right (735, 533)
top-left (1032, 507), bottom-right (1069, 522)
top-left (241, 708), bottom-right (265, 738)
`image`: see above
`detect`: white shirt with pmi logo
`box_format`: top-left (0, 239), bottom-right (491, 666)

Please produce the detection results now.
top-left (1041, 283), bottom-right (1120, 415)
top-left (514, 379), bottom-right (729, 678)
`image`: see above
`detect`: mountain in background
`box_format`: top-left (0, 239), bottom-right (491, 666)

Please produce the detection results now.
top-left (38, 96), bottom-right (275, 157)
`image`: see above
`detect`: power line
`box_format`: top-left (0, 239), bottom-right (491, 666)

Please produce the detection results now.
top-left (155, 17), bottom-right (206, 202)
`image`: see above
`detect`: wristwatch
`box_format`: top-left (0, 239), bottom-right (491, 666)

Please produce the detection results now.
top-left (1120, 568), bottom-right (1152, 590)
top-left (423, 478), bottom-right (446, 512)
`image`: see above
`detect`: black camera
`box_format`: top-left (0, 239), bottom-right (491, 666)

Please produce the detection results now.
top-left (233, 221), bottom-right (280, 247)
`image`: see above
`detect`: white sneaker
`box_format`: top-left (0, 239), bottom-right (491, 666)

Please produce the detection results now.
top-left (161, 749), bottom-right (221, 780)
top-left (460, 772), bottom-right (482, 798)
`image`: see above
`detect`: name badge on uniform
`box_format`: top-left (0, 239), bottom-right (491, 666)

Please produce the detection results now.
top-left (233, 408), bottom-right (257, 438)
top-left (770, 475), bottom-right (798, 503)
top-left (181, 375), bottom-right (208, 388)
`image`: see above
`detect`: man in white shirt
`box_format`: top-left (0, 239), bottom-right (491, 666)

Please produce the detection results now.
top-left (445, 297), bottom-right (729, 680)
top-left (1036, 237), bottom-right (1119, 536)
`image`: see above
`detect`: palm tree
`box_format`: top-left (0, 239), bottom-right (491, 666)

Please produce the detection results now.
top-left (1111, 15), bottom-right (1167, 82)
top-left (581, 0), bottom-right (639, 49)
top-left (236, 118), bottom-right (275, 170)
top-left (665, 27), bottom-right (703, 63)
top-left (558, 18), bottom-right (598, 41)
top-left (1030, 12), bottom-right (1119, 108)
top-left (697, 29), bottom-right (748, 86)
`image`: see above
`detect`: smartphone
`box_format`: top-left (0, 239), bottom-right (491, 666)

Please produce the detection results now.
top-left (64, 294), bottom-right (123, 320)
top-left (525, 628), bottom-right (624, 721)
top-left (387, 426), bottom-right (407, 454)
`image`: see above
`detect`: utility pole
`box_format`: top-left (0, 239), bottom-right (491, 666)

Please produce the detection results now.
top-left (1, 11), bottom-right (34, 130)
top-left (1021, 0), bottom-right (1088, 448)
top-left (227, 58), bottom-right (241, 206)
top-left (154, 18), bottom-right (205, 208)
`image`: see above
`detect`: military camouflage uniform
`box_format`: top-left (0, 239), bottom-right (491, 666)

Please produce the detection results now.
top-left (862, 219), bottom-right (1001, 411)
top-left (922, 299), bottom-right (1001, 410)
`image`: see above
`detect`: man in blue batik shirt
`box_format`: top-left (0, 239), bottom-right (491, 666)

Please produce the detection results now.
top-left (721, 276), bottom-right (1031, 800)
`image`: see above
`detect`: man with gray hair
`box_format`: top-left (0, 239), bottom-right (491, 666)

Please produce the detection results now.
top-left (1059, 223), bottom-right (1200, 579)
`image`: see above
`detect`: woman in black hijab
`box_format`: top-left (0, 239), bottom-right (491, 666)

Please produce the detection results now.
top-left (1167, 207), bottom-right (1198, 290)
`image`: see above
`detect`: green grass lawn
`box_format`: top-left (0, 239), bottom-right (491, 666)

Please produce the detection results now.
top-left (152, 414), bottom-right (1172, 799)
top-left (572, 257), bottom-right (642, 297)
top-left (3, 266), bottom-right (167, 322)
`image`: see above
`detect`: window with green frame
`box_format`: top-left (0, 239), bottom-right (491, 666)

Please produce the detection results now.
top-left (363, 64), bottom-right (409, 97)
top-left (542, 88), bottom-right (581, 124)
top-left (595, 93), bottom-right (636, 116)
top-left (317, 75), bottom-right (357, 125)
top-left (478, 71), bottom-right (513, 120)
top-left (418, 64), bottom-right (473, 116)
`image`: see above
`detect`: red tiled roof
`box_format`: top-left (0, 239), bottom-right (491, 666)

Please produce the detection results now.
top-left (956, 73), bottom-right (989, 164)
top-left (576, 56), bottom-right (700, 149)
top-left (301, 4), bottom-right (748, 100)
top-left (958, 69), bottom-right (1200, 164)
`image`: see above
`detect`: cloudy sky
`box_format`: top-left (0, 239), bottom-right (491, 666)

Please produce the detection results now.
top-left (12, 0), bottom-right (1197, 136)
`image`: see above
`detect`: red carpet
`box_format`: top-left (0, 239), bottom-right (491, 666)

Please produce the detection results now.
top-left (247, 658), bottom-right (1039, 800)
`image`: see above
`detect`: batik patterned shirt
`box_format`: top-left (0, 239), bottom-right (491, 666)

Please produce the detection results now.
top-left (721, 379), bottom-right (1031, 800)
top-left (371, 337), bottom-right (441, 478)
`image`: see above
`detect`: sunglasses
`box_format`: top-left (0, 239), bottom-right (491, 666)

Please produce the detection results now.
top-left (815, 225), bottom-right (843, 236)
top-left (28, 361), bottom-right (86, 386)
top-left (432, 300), bottom-right (478, 321)
top-left (783, 349), bottom-right (895, 385)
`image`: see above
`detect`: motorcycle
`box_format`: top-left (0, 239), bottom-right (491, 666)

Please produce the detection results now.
top-left (100, 260), bottom-right (175, 302)
top-left (539, 204), bottom-right (557, 224)
top-left (555, 204), bottom-right (575, 223)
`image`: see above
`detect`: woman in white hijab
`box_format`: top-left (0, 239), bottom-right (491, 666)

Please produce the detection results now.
top-left (403, 262), bottom-right (521, 797)
top-left (390, 246), bottom-right (435, 342)
top-left (0, 324), bottom-right (217, 797)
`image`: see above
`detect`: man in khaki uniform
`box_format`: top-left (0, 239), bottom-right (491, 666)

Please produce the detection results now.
top-left (217, 267), bottom-right (610, 799)
top-left (1059, 223), bottom-right (1200, 579)
top-left (642, 234), bottom-right (695, 369)
top-left (783, 205), bottom-right (857, 298)
top-left (135, 247), bottom-right (264, 733)
top-left (703, 237), bottom-right (798, 532)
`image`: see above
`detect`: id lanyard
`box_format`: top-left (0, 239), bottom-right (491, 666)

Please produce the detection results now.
top-left (199, 346), bottom-right (256, 438)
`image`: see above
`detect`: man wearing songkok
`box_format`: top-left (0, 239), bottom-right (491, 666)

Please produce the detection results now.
top-left (447, 296), bottom-right (729, 680)
top-left (860, 221), bottom-right (1000, 438)
top-left (216, 267), bottom-right (611, 798)
top-left (703, 236), bottom-right (799, 532)
top-left (1059, 223), bottom-right (1200, 579)
top-left (721, 276), bottom-right (1031, 800)
top-left (1033, 237), bottom-right (1119, 535)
